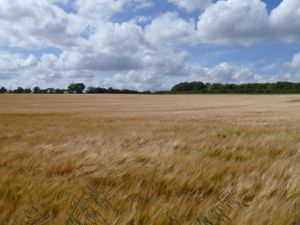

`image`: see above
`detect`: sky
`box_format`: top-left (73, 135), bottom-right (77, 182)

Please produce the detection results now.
top-left (0, 0), bottom-right (300, 91)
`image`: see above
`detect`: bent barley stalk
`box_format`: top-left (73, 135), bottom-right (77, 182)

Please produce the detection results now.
top-left (14, 186), bottom-right (228, 225)
top-left (1, 94), bottom-right (300, 225)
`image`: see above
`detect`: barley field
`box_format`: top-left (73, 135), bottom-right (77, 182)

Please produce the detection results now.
top-left (0, 94), bottom-right (300, 225)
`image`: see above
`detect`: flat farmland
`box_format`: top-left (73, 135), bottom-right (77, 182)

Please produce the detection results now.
top-left (0, 94), bottom-right (300, 225)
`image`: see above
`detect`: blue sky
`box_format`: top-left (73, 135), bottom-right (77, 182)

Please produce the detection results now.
top-left (0, 0), bottom-right (300, 90)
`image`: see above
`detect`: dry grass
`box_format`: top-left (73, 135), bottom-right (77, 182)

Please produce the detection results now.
top-left (0, 94), bottom-right (300, 225)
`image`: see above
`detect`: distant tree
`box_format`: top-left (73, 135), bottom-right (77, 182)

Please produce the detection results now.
top-left (170, 81), bottom-right (300, 94)
top-left (0, 87), bottom-right (7, 93)
top-left (46, 88), bottom-right (56, 94)
top-left (68, 83), bottom-right (86, 94)
top-left (55, 88), bottom-right (66, 94)
top-left (33, 86), bottom-right (41, 94)
top-left (24, 88), bottom-right (32, 93)
top-left (86, 86), bottom-right (108, 94)
top-left (171, 82), bottom-right (207, 93)
top-left (15, 87), bottom-right (24, 93)
top-left (86, 86), bottom-right (143, 94)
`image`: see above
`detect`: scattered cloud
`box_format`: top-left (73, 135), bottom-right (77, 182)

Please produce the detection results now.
top-left (0, 0), bottom-right (300, 90)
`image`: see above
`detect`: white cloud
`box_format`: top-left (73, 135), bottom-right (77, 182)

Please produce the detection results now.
top-left (0, 48), bottom-right (264, 91)
top-left (197, 0), bottom-right (270, 45)
top-left (168, 0), bottom-right (212, 12)
top-left (0, 52), bottom-right (38, 87)
top-left (75, 0), bottom-right (125, 20)
top-left (287, 52), bottom-right (300, 68)
top-left (56, 50), bottom-right (144, 71)
top-left (270, 0), bottom-right (300, 42)
top-left (207, 63), bottom-right (258, 83)
top-left (197, 0), bottom-right (300, 45)
top-left (89, 21), bottom-right (147, 56)
top-left (39, 54), bottom-right (59, 69)
top-left (1, 0), bottom-right (300, 90)
top-left (96, 63), bottom-right (261, 91)
top-left (51, 21), bottom-right (149, 72)
top-left (145, 13), bottom-right (197, 47)
top-left (0, 52), bottom-right (36, 71)
top-left (0, 0), bottom-right (85, 49)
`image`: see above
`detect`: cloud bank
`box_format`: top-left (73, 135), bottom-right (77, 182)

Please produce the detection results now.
top-left (0, 0), bottom-right (299, 90)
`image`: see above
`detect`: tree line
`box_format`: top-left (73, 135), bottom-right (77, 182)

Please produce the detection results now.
top-left (170, 81), bottom-right (300, 94)
top-left (0, 83), bottom-right (151, 94)
top-left (2, 81), bottom-right (300, 94)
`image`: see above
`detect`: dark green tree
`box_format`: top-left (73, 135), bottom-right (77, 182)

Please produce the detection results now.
top-left (33, 87), bottom-right (41, 94)
top-left (0, 87), bottom-right (7, 93)
top-left (15, 87), bottom-right (24, 93)
top-left (24, 88), bottom-right (32, 93)
top-left (46, 88), bottom-right (56, 94)
top-left (171, 82), bottom-right (207, 93)
top-left (170, 81), bottom-right (300, 94)
top-left (55, 89), bottom-right (66, 94)
top-left (68, 83), bottom-right (86, 94)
